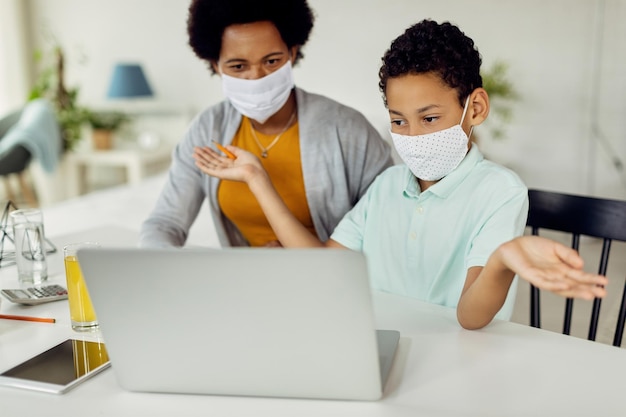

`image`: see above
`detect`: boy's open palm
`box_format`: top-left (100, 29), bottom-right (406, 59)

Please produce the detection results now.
top-left (499, 236), bottom-right (608, 300)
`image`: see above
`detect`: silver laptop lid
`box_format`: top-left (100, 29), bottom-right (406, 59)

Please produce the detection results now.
top-left (79, 248), bottom-right (390, 400)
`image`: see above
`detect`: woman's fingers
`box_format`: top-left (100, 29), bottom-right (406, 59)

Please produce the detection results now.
top-left (193, 146), bottom-right (232, 170)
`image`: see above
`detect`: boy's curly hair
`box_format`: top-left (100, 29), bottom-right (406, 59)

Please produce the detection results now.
top-left (379, 19), bottom-right (483, 107)
top-left (187, 0), bottom-right (315, 74)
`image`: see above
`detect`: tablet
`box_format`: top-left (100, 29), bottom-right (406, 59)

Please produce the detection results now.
top-left (0, 339), bottom-right (110, 394)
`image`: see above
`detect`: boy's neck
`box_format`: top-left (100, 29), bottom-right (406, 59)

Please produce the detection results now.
top-left (418, 178), bottom-right (438, 191)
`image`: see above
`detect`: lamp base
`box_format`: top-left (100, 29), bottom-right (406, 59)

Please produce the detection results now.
top-left (137, 131), bottom-right (160, 150)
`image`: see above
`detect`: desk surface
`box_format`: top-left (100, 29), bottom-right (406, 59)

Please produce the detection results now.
top-left (1, 227), bottom-right (625, 417)
top-left (65, 142), bottom-right (172, 162)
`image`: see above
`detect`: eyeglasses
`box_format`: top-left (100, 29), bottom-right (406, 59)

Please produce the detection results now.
top-left (0, 201), bottom-right (57, 268)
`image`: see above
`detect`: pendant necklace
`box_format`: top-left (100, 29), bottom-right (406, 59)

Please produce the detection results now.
top-left (250, 111), bottom-right (297, 158)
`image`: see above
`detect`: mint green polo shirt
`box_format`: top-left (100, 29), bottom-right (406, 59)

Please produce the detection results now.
top-left (331, 146), bottom-right (528, 319)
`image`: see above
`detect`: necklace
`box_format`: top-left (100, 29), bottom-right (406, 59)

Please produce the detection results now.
top-left (250, 111), bottom-right (296, 158)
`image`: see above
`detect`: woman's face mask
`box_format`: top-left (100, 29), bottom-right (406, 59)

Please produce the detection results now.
top-left (390, 96), bottom-right (471, 181)
top-left (220, 61), bottom-right (295, 124)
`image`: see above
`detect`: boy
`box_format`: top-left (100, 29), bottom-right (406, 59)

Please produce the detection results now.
top-left (193, 20), bottom-right (607, 329)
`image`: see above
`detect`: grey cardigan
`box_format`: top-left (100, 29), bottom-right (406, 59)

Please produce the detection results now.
top-left (140, 88), bottom-right (393, 247)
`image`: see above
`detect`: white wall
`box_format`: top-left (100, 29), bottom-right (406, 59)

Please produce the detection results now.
top-left (0, 0), bottom-right (31, 113)
top-left (23, 0), bottom-right (626, 199)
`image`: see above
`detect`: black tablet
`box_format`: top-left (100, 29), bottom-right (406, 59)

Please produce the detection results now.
top-left (0, 339), bottom-right (110, 394)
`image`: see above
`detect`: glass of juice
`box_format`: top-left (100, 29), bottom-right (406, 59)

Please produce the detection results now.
top-left (63, 242), bottom-right (100, 332)
top-left (72, 339), bottom-right (109, 377)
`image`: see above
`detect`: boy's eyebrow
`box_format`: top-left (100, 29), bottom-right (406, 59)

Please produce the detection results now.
top-left (388, 104), bottom-right (442, 117)
top-left (223, 51), bottom-right (285, 65)
top-left (415, 104), bottom-right (442, 114)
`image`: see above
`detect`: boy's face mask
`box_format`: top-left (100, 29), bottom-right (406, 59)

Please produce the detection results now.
top-left (219, 61), bottom-right (295, 124)
top-left (390, 96), bottom-right (471, 182)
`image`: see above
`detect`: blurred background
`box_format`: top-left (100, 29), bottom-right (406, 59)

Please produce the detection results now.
top-left (1, 0), bottom-right (625, 202)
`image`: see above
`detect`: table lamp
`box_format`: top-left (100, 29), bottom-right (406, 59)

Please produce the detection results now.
top-left (106, 63), bottom-right (159, 149)
top-left (107, 63), bottom-right (153, 99)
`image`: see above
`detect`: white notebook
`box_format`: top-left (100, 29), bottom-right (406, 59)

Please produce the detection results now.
top-left (78, 247), bottom-right (399, 401)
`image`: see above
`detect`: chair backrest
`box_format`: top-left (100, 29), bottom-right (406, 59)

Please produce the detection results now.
top-left (526, 189), bottom-right (626, 346)
top-left (0, 109), bottom-right (31, 175)
top-left (0, 109), bottom-right (22, 138)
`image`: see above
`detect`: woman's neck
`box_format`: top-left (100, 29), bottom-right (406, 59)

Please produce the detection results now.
top-left (249, 91), bottom-right (297, 135)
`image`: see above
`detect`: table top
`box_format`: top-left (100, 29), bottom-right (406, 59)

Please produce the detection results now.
top-left (1, 226), bottom-right (625, 417)
top-left (65, 143), bottom-right (172, 164)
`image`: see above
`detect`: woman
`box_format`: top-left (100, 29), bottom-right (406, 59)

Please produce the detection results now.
top-left (139, 0), bottom-right (392, 248)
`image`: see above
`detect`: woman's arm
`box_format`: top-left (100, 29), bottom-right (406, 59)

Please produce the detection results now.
top-left (456, 235), bottom-right (609, 330)
top-left (193, 145), bottom-right (344, 249)
top-left (140, 140), bottom-right (205, 248)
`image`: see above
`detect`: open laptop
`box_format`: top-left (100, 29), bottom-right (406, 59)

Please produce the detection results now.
top-left (78, 247), bottom-right (399, 401)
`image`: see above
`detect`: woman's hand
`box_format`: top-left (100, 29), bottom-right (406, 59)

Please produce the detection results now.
top-left (193, 145), bottom-right (266, 184)
top-left (498, 236), bottom-right (608, 300)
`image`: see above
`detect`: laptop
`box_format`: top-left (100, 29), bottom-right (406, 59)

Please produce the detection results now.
top-left (78, 247), bottom-right (399, 401)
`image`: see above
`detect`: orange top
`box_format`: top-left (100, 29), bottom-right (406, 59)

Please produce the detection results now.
top-left (217, 117), bottom-right (317, 246)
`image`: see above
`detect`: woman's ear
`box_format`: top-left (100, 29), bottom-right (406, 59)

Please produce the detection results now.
top-left (210, 60), bottom-right (220, 75)
top-left (289, 46), bottom-right (300, 64)
top-left (468, 87), bottom-right (490, 127)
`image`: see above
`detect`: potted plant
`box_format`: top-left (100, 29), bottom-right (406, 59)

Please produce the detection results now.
top-left (86, 111), bottom-right (129, 150)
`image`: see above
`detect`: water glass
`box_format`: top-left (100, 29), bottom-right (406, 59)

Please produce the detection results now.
top-left (10, 208), bottom-right (48, 285)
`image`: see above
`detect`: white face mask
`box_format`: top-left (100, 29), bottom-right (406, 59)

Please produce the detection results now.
top-left (390, 96), bottom-right (471, 181)
top-left (220, 61), bottom-right (295, 124)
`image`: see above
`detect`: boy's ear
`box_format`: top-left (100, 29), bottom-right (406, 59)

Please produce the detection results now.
top-left (210, 60), bottom-right (219, 75)
top-left (468, 87), bottom-right (490, 126)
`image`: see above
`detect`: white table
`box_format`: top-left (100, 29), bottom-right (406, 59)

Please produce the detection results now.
top-left (0, 228), bottom-right (625, 416)
top-left (64, 144), bottom-right (173, 197)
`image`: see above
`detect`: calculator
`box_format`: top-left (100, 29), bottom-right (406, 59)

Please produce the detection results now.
top-left (1, 284), bottom-right (68, 305)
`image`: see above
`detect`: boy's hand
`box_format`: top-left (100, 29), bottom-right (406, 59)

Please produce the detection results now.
top-left (193, 145), bottom-right (266, 184)
top-left (498, 236), bottom-right (608, 300)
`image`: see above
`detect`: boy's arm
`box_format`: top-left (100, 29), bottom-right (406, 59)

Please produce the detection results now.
top-left (193, 145), bottom-right (345, 249)
top-left (456, 236), bottom-right (608, 330)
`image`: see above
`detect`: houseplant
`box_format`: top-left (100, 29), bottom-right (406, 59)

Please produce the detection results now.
top-left (481, 60), bottom-right (520, 140)
top-left (86, 111), bottom-right (129, 150)
top-left (28, 46), bottom-right (88, 151)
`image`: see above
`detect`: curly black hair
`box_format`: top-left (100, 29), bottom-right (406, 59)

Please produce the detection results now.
top-left (187, 0), bottom-right (315, 74)
top-left (379, 19), bottom-right (483, 107)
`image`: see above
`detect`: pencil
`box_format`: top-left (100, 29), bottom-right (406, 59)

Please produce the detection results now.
top-left (212, 141), bottom-right (236, 160)
top-left (0, 314), bottom-right (56, 324)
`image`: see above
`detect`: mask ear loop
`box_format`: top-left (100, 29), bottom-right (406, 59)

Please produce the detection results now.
top-left (460, 95), bottom-right (471, 125)
top-left (460, 95), bottom-right (473, 141)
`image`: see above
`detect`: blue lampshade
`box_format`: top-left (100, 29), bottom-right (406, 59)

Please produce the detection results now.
top-left (107, 63), bottom-right (154, 98)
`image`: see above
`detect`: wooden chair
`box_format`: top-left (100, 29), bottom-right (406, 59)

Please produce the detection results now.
top-left (526, 189), bottom-right (626, 346)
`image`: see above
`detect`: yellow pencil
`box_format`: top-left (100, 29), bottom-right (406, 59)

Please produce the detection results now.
top-left (213, 141), bottom-right (236, 160)
top-left (0, 314), bottom-right (56, 324)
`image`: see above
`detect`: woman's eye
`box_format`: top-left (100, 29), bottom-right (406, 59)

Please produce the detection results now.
top-left (424, 116), bottom-right (438, 123)
top-left (390, 120), bottom-right (405, 126)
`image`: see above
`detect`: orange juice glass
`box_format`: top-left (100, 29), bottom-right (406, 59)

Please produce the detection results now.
top-left (64, 242), bottom-right (100, 331)
top-left (72, 339), bottom-right (109, 377)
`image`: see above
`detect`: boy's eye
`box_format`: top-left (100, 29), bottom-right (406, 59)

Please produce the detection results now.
top-left (390, 119), bottom-right (405, 126)
top-left (424, 116), bottom-right (438, 123)
top-left (267, 58), bottom-right (280, 65)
